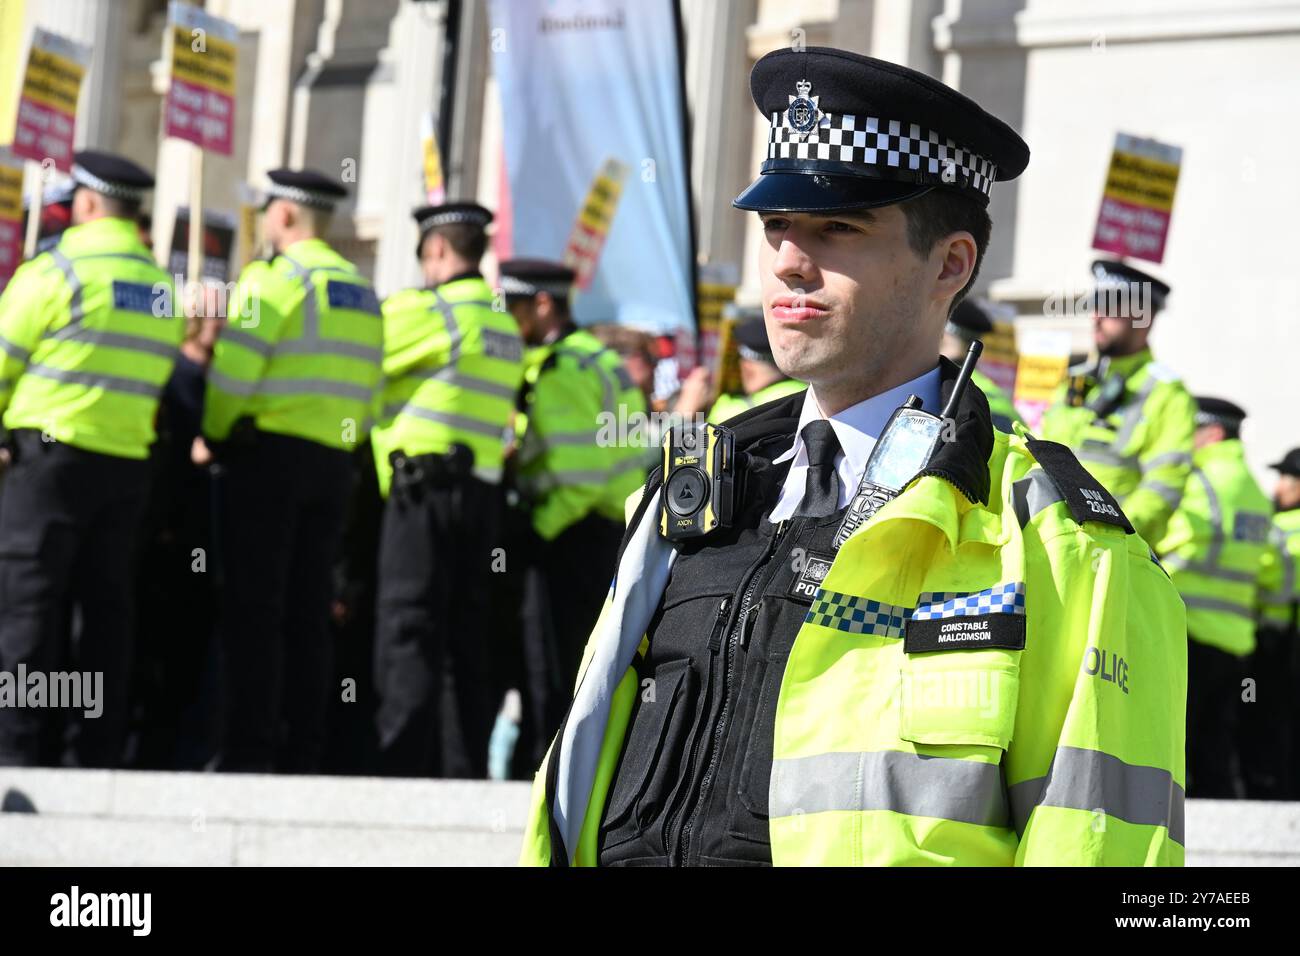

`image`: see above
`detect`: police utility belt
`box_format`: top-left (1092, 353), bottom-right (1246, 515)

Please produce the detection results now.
top-left (389, 444), bottom-right (475, 498)
top-left (660, 343), bottom-right (985, 548)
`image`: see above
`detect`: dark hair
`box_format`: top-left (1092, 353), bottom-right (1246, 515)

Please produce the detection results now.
top-left (427, 221), bottom-right (488, 262)
top-left (98, 192), bottom-right (142, 221)
top-left (898, 188), bottom-right (992, 314)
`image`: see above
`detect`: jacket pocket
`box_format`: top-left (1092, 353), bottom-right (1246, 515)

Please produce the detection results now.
top-left (735, 657), bottom-right (777, 818)
top-left (898, 649), bottom-right (1021, 751)
top-left (599, 657), bottom-right (697, 840)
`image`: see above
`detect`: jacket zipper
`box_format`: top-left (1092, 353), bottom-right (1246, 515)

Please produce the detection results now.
top-left (673, 519), bottom-right (788, 865)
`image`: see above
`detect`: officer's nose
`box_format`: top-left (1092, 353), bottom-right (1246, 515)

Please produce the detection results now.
top-left (771, 232), bottom-right (817, 287)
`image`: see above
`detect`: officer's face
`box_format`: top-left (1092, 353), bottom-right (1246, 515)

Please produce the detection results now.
top-left (1093, 310), bottom-right (1151, 356)
top-left (1276, 474), bottom-right (1300, 511)
top-left (757, 204), bottom-right (970, 410)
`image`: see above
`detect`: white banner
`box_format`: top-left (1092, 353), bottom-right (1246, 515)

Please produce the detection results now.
top-left (489, 0), bottom-right (694, 335)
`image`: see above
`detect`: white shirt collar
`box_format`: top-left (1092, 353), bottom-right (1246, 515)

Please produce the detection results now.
top-left (774, 364), bottom-right (944, 477)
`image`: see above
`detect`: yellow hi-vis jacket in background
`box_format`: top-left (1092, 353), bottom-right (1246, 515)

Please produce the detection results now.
top-left (1258, 507), bottom-right (1300, 631)
top-left (1040, 348), bottom-right (1196, 547)
top-left (0, 216), bottom-right (182, 459)
top-left (972, 368), bottom-right (1021, 433)
top-left (516, 326), bottom-right (648, 541)
top-left (370, 274), bottom-right (524, 497)
top-left (519, 400), bottom-right (1187, 866)
top-left (1156, 438), bottom-right (1272, 657)
top-left (202, 238), bottom-right (383, 451)
top-left (708, 378), bottom-right (806, 424)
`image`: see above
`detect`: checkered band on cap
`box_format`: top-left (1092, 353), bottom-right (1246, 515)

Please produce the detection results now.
top-left (265, 182), bottom-right (338, 209)
top-left (499, 274), bottom-right (571, 298)
top-left (418, 209), bottom-right (490, 232)
top-left (71, 163), bottom-right (146, 202)
top-left (766, 111), bottom-right (998, 199)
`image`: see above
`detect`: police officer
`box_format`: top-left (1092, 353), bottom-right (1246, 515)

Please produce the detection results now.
top-left (1154, 397), bottom-right (1271, 798)
top-left (701, 314), bottom-right (806, 423)
top-left (1040, 261), bottom-right (1196, 547)
top-left (370, 202), bottom-right (525, 777)
top-left (0, 151), bottom-right (182, 766)
top-left (521, 47), bottom-right (1187, 866)
top-left (203, 168), bottom-right (383, 773)
top-left (941, 297), bottom-right (1021, 431)
top-left (1250, 447), bottom-right (1300, 798)
top-left (502, 258), bottom-right (648, 767)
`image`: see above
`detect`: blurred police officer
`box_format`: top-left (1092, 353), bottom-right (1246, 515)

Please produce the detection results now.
top-left (0, 151), bottom-right (182, 766)
top-left (1040, 261), bottom-right (1196, 547)
top-left (203, 168), bottom-right (383, 773)
top-left (503, 258), bottom-right (647, 765)
top-left (522, 48), bottom-right (1187, 867)
top-left (1250, 447), bottom-right (1300, 797)
top-left (941, 297), bottom-right (1020, 432)
top-left (371, 202), bottom-right (525, 777)
top-left (1156, 397), bottom-right (1271, 797)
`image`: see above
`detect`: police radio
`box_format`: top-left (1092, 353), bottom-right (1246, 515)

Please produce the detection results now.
top-left (832, 341), bottom-right (982, 549)
top-left (661, 420), bottom-right (738, 540)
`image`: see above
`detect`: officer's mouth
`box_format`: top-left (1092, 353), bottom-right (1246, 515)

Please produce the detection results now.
top-left (770, 294), bottom-right (832, 324)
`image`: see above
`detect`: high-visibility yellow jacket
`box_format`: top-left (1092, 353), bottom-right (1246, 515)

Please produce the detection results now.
top-left (1155, 439), bottom-right (1272, 657)
top-left (202, 238), bottom-right (383, 451)
top-left (0, 216), bottom-right (182, 459)
top-left (370, 275), bottom-right (524, 497)
top-left (708, 378), bottom-right (806, 423)
top-left (972, 368), bottom-right (1021, 433)
top-left (1040, 348), bottom-right (1196, 547)
top-left (520, 394), bottom-right (1187, 866)
top-left (1257, 507), bottom-right (1300, 632)
top-left (517, 326), bottom-right (648, 541)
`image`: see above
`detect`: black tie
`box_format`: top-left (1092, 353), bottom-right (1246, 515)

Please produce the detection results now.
top-left (795, 420), bottom-right (841, 518)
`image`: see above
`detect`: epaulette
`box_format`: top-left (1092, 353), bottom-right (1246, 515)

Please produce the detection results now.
top-left (1024, 437), bottom-right (1135, 533)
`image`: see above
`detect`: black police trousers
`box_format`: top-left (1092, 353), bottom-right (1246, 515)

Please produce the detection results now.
top-left (1185, 636), bottom-right (1244, 798)
top-left (211, 430), bottom-right (354, 773)
top-left (1238, 625), bottom-right (1296, 799)
top-left (374, 469), bottom-right (502, 777)
top-left (0, 430), bottom-right (149, 767)
top-left (518, 512), bottom-right (624, 772)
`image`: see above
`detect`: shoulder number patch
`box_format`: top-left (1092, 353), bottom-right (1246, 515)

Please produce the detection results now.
top-left (1025, 438), bottom-right (1135, 534)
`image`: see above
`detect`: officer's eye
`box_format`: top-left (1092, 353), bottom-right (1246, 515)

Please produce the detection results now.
top-left (824, 220), bottom-right (860, 234)
top-left (761, 217), bottom-right (789, 233)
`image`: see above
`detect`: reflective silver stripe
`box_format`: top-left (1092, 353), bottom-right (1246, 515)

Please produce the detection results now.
top-left (45, 327), bottom-right (177, 360)
top-left (1077, 445), bottom-right (1138, 470)
top-left (1011, 468), bottom-right (1064, 528)
top-left (531, 455), bottom-right (646, 490)
top-left (1182, 595), bottom-right (1255, 619)
top-left (432, 290), bottom-right (465, 366)
top-left (24, 363), bottom-right (162, 397)
top-left (1111, 372), bottom-right (1158, 451)
top-left (769, 750), bottom-right (1009, 828)
top-left (255, 377), bottom-right (374, 402)
top-left (1193, 467), bottom-right (1227, 569)
top-left (541, 430), bottom-right (601, 447)
top-left (1009, 745), bottom-right (1185, 845)
top-left (1162, 557), bottom-right (1257, 584)
top-left (0, 333), bottom-right (30, 363)
top-left (221, 328), bottom-right (275, 359)
top-left (278, 338), bottom-right (383, 363)
top-left (407, 366), bottom-right (518, 400)
top-left (389, 404), bottom-right (507, 439)
top-left (208, 368), bottom-right (258, 397)
top-left (1138, 478), bottom-right (1183, 508)
top-left (47, 248), bottom-right (85, 325)
top-left (1143, 450), bottom-right (1193, 471)
top-left (280, 255), bottom-right (323, 339)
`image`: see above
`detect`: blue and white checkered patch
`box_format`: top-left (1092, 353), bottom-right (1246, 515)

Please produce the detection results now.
top-left (910, 582), bottom-right (1025, 622)
top-left (805, 590), bottom-right (908, 639)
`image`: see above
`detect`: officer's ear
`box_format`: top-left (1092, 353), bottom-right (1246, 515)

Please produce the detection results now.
top-left (71, 187), bottom-right (99, 225)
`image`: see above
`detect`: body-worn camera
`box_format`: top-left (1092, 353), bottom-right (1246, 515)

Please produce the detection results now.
top-left (660, 420), bottom-right (737, 540)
